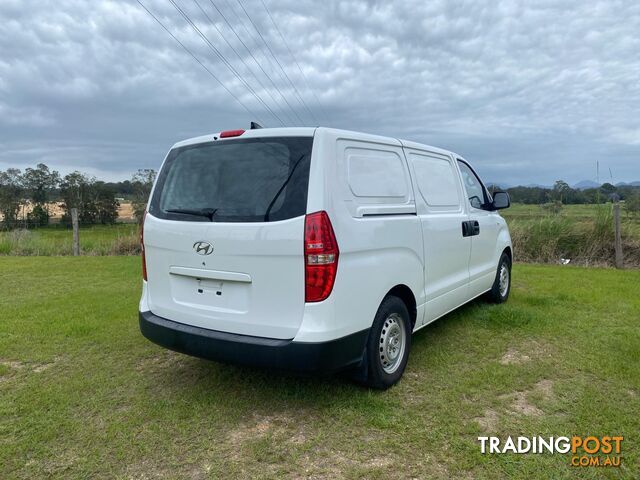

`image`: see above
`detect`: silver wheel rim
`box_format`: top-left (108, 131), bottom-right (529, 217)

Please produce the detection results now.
top-left (498, 263), bottom-right (510, 297)
top-left (379, 313), bottom-right (406, 374)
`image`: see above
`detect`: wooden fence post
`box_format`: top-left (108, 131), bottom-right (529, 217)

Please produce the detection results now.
top-left (71, 207), bottom-right (80, 256)
top-left (613, 203), bottom-right (623, 269)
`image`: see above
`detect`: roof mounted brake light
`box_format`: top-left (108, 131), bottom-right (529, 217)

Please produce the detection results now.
top-left (219, 129), bottom-right (245, 138)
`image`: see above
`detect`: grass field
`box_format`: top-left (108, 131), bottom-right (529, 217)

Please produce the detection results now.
top-left (2, 204), bottom-right (639, 267)
top-left (0, 224), bottom-right (139, 256)
top-left (502, 203), bottom-right (640, 266)
top-left (1, 257), bottom-right (638, 479)
top-left (502, 203), bottom-right (640, 235)
top-left (503, 203), bottom-right (629, 219)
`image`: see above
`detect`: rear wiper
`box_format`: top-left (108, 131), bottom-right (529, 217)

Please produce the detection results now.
top-left (263, 154), bottom-right (307, 221)
top-left (165, 208), bottom-right (218, 221)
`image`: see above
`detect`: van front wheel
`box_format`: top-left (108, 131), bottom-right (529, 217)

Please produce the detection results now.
top-left (359, 296), bottom-right (412, 389)
top-left (486, 252), bottom-right (511, 303)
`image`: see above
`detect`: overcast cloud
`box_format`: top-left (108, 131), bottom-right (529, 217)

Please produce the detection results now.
top-left (0, 0), bottom-right (639, 185)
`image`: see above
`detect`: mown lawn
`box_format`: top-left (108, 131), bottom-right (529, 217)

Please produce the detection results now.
top-left (1, 258), bottom-right (638, 479)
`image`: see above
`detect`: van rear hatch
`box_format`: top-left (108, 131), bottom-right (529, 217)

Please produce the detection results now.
top-left (144, 135), bottom-right (313, 340)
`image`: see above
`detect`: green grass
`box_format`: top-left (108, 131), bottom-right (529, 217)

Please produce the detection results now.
top-left (0, 224), bottom-right (139, 256)
top-left (502, 204), bottom-right (640, 266)
top-left (504, 203), bottom-right (614, 219)
top-left (503, 203), bottom-right (640, 236)
top-left (1, 257), bottom-right (638, 479)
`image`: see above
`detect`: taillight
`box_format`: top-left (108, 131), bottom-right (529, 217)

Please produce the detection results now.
top-left (305, 211), bottom-right (339, 302)
top-left (141, 210), bottom-right (147, 281)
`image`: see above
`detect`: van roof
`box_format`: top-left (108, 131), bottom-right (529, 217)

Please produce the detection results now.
top-left (171, 127), bottom-right (458, 158)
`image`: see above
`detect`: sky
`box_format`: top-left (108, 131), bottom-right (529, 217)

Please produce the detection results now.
top-left (0, 0), bottom-right (639, 186)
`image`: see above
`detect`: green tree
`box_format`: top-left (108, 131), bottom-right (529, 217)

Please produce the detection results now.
top-left (23, 163), bottom-right (60, 227)
top-left (60, 172), bottom-right (118, 225)
top-left (599, 183), bottom-right (617, 202)
top-left (552, 180), bottom-right (571, 203)
top-left (23, 163), bottom-right (60, 204)
top-left (91, 182), bottom-right (119, 225)
top-left (131, 169), bottom-right (156, 223)
top-left (0, 168), bottom-right (24, 229)
top-left (27, 204), bottom-right (49, 228)
top-left (59, 171), bottom-right (89, 221)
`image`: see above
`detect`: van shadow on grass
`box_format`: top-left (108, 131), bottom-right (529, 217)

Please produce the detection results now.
top-left (136, 296), bottom-right (493, 414)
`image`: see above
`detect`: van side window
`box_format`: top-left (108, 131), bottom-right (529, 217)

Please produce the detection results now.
top-left (457, 160), bottom-right (488, 209)
top-left (346, 148), bottom-right (408, 198)
top-left (410, 154), bottom-right (461, 208)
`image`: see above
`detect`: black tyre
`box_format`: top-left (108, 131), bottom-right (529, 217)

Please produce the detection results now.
top-left (358, 295), bottom-right (412, 390)
top-left (486, 252), bottom-right (511, 303)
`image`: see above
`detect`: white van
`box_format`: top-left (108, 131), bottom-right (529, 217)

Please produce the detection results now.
top-left (139, 127), bottom-right (512, 389)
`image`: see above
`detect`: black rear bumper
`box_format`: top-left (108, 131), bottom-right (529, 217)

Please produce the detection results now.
top-left (139, 311), bottom-right (368, 373)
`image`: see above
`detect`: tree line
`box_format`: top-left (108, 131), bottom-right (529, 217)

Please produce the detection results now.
top-left (3, 164), bottom-right (639, 230)
top-left (0, 164), bottom-right (156, 230)
top-left (493, 180), bottom-right (640, 206)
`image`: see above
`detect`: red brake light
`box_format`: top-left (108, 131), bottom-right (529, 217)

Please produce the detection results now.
top-left (219, 129), bottom-right (245, 138)
top-left (305, 211), bottom-right (339, 302)
top-left (141, 211), bottom-right (147, 281)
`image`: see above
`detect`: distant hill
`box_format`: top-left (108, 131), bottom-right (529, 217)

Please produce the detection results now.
top-left (486, 180), bottom-right (640, 190)
top-left (573, 180), bottom-right (600, 190)
top-left (486, 182), bottom-right (512, 190)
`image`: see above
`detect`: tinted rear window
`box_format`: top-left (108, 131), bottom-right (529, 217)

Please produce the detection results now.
top-left (149, 136), bottom-right (313, 222)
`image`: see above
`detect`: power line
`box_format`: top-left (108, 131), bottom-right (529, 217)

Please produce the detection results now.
top-left (207, 0), bottom-right (307, 126)
top-left (234, 0), bottom-right (317, 125)
top-left (220, 0), bottom-right (285, 100)
top-left (168, 0), bottom-right (286, 126)
top-left (135, 0), bottom-right (267, 125)
top-left (233, 0), bottom-right (318, 125)
top-left (169, 0), bottom-right (285, 126)
top-left (204, 0), bottom-right (306, 126)
top-left (260, 0), bottom-right (329, 125)
top-left (191, 0), bottom-right (297, 125)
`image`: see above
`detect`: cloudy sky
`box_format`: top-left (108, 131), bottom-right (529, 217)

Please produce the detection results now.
top-left (1, 0), bottom-right (639, 186)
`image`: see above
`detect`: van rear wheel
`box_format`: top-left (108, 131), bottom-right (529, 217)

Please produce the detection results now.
top-left (358, 296), bottom-right (412, 390)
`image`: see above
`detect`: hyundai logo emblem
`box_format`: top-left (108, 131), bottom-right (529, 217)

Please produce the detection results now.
top-left (193, 241), bottom-right (214, 255)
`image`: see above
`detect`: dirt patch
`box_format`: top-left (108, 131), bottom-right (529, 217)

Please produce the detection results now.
top-left (500, 379), bottom-right (554, 417)
top-left (474, 409), bottom-right (499, 432)
top-left (0, 360), bottom-right (26, 370)
top-left (33, 357), bottom-right (62, 373)
top-left (298, 449), bottom-right (396, 479)
top-left (122, 459), bottom-right (201, 480)
top-left (499, 340), bottom-right (552, 365)
top-left (0, 356), bottom-right (61, 375)
top-left (135, 350), bottom-right (189, 373)
top-left (535, 379), bottom-right (554, 399)
top-left (228, 412), bottom-right (307, 448)
top-left (500, 348), bottom-right (531, 365)
top-left (506, 391), bottom-right (544, 416)
top-left (225, 414), bottom-right (402, 477)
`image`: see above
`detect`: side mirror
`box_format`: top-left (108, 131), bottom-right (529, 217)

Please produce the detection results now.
top-left (491, 191), bottom-right (510, 210)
